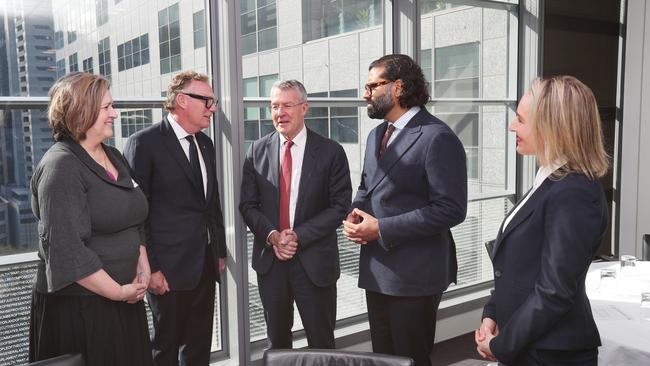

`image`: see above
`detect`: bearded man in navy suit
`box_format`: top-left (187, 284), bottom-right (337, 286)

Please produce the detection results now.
top-left (343, 54), bottom-right (467, 366)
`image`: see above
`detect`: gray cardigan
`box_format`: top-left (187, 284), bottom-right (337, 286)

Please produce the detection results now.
top-left (31, 138), bottom-right (148, 295)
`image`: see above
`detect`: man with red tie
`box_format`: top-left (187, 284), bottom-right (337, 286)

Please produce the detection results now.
top-left (240, 80), bottom-right (352, 349)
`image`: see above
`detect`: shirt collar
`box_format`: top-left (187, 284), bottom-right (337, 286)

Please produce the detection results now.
top-left (389, 106), bottom-right (421, 129)
top-left (534, 159), bottom-right (567, 188)
top-left (167, 113), bottom-right (193, 140)
top-left (279, 124), bottom-right (307, 147)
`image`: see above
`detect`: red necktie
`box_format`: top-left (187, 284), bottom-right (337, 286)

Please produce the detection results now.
top-left (279, 140), bottom-right (294, 230)
top-left (379, 124), bottom-right (395, 158)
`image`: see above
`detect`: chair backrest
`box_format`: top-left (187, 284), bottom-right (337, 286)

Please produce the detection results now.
top-left (263, 349), bottom-right (414, 366)
top-left (28, 354), bottom-right (85, 366)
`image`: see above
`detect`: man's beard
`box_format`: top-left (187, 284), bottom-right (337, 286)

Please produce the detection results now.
top-left (367, 90), bottom-right (394, 119)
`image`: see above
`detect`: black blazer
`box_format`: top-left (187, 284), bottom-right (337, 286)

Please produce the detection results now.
top-left (123, 117), bottom-right (227, 290)
top-left (352, 108), bottom-right (467, 297)
top-left (483, 172), bottom-right (608, 364)
top-left (240, 128), bottom-right (352, 287)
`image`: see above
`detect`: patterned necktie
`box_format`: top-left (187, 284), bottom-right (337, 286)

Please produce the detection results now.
top-left (185, 135), bottom-right (204, 193)
top-left (379, 123), bottom-right (396, 158)
top-left (278, 140), bottom-right (294, 230)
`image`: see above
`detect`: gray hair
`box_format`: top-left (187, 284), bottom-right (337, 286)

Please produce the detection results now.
top-left (270, 79), bottom-right (307, 102)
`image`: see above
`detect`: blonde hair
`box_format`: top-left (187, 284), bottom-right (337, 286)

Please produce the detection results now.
top-left (164, 71), bottom-right (210, 112)
top-left (47, 72), bottom-right (111, 142)
top-left (528, 75), bottom-right (609, 180)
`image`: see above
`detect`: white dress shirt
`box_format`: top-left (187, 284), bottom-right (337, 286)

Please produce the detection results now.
top-left (167, 114), bottom-right (208, 198)
top-left (279, 126), bottom-right (307, 229)
top-left (386, 106), bottom-right (421, 146)
top-left (502, 160), bottom-right (567, 232)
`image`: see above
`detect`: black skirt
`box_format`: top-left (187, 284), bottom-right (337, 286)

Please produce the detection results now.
top-left (29, 288), bottom-right (153, 366)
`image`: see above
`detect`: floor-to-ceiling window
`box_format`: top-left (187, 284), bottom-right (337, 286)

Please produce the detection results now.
top-left (2, 0), bottom-right (530, 364)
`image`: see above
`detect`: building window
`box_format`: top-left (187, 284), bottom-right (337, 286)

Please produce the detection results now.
top-left (69, 53), bottom-right (78, 72)
top-left (302, 0), bottom-right (382, 42)
top-left (433, 43), bottom-right (480, 180)
top-left (67, 31), bottom-right (76, 44)
top-left (98, 37), bottom-right (111, 80)
top-left (83, 57), bottom-right (94, 73)
top-left (120, 109), bottom-right (153, 138)
top-left (118, 34), bottom-right (150, 72)
top-left (158, 3), bottom-right (181, 74)
top-left (305, 89), bottom-right (359, 144)
top-left (241, 0), bottom-right (277, 56)
top-left (56, 59), bottom-right (65, 79)
top-left (193, 9), bottom-right (206, 49)
top-left (96, 0), bottom-right (109, 26)
top-left (54, 31), bottom-right (64, 49)
top-left (421, 49), bottom-right (432, 94)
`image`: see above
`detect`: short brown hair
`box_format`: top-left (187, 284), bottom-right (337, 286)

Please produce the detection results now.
top-left (164, 71), bottom-right (211, 112)
top-left (47, 72), bottom-right (111, 142)
top-left (529, 75), bottom-right (609, 180)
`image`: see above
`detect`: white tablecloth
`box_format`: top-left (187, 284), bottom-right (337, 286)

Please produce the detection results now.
top-left (586, 261), bottom-right (650, 365)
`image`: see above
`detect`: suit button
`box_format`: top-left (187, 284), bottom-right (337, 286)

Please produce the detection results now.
top-left (494, 269), bottom-right (502, 278)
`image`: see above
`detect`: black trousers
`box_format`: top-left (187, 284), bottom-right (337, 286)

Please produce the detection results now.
top-left (366, 290), bottom-right (442, 366)
top-left (257, 258), bottom-right (337, 349)
top-left (147, 249), bottom-right (216, 366)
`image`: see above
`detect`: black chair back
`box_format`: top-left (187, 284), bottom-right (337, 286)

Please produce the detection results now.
top-left (263, 349), bottom-right (414, 366)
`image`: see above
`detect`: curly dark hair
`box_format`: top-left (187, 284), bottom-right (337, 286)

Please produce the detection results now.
top-left (369, 54), bottom-right (430, 108)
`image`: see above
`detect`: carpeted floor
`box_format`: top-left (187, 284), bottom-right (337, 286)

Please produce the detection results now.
top-left (431, 332), bottom-right (489, 366)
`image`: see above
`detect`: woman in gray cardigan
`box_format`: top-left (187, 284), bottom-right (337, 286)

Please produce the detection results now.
top-left (29, 72), bottom-right (153, 365)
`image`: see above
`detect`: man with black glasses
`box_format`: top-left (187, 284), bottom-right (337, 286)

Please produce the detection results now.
top-left (124, 71), bottom-right (227, 366)
top-left (343, 54), bottom-right (467, 366)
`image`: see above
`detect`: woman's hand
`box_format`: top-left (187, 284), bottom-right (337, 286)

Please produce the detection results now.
top-left (120, 283), bottom-right (148, 303)
top-left (475, 317), bottom-right (499, 361)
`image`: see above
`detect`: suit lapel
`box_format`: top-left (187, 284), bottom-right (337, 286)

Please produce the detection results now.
top-left (160, 117), bottom-right (204, 196)
top-left (268, 133), bottom-right (280, 212)
top-left (293, 130), bottom-right (319, 225)
top-left (492, 181), bottom-right (551, 257)
top-left (365, 119), bottom-right (423, 194)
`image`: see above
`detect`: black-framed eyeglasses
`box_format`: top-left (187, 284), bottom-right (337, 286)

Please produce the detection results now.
top-left (180, 92), bottom-right (217, 109)
top-left (364, 80), bottom-right (392, 97)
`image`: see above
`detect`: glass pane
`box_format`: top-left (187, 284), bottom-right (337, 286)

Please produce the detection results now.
top-left (241, 0), bottom-right (256, 14)
top-left (305, 118), bottom-right (329, 138)
top-left (241, 33), bottom-right (257, 55)
top-left (259, 74), bottom-right (278, 97)
top-left (241, 11), bottom-right (257, 35)
top-left (302, 0), bottom-right (383, 42)
top-left (257, 4), bottom-right (277, 30)
top-left (258, 27), bottom-right (277, 52)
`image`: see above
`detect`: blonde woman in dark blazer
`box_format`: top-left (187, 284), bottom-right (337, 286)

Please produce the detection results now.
top-left (475, 76), bottom-right (609, 365)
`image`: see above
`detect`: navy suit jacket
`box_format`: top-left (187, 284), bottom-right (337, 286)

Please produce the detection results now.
top-left (353, 108), bottom-right (467, 297)
top-left (483, 172), bottom-right (607, 364)
top-left (240, 128), bottom-right (352, 287)
top-left (123, 117), bottom-right (227, 290)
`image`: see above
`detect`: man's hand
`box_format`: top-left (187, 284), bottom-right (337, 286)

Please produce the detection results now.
top-left (342, 208), bottom-right (379, 244)
top-left (148, 270), bottom-right (170, 295)
top-left (475, 317), bottom-right (498, 361)
top-left (269, 229), bottom-right (298, 260)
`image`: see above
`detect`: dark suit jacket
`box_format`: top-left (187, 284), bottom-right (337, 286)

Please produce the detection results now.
top-left (353, 108), bottom-right (467, 297)
top-left (483, 172), bottom-right (607, 365)
top-left (240, 128), bottom-right (352, 287)
top-left (123, 117), bottom-right (227, 291)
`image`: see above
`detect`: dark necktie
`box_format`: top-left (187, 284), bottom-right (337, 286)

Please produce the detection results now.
top-left (379, 123), bottom-right (396, 158)
top-left (279, 140), bottom-right (294, 230)
top-left (185, 135), bottom-right (204, 194)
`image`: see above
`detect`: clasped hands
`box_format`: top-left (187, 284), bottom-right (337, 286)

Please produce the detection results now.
top-left (269, 229), bottom-right (298, 261)
top-left (475, 317), bottom-right (498, 361)
top-left (342, 208), bottom-right (380, 244)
